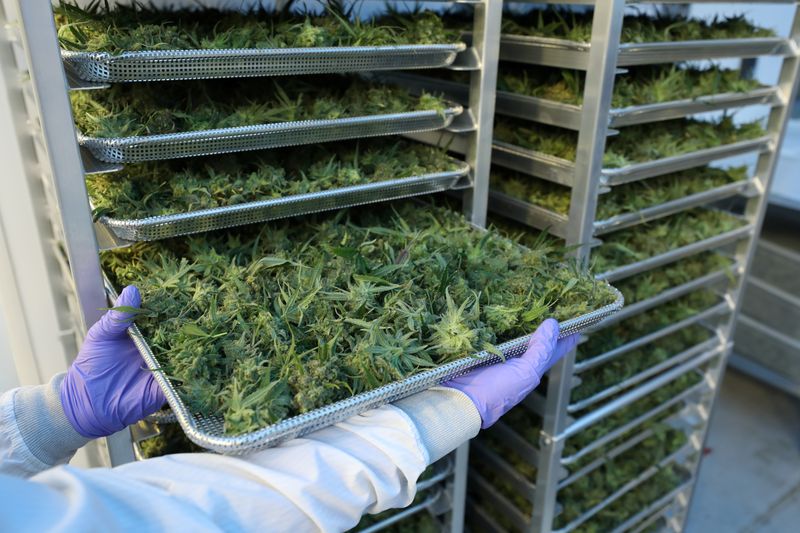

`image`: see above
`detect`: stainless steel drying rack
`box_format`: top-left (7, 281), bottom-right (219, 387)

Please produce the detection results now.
top-left (469, 2), bottom-right (800, 532)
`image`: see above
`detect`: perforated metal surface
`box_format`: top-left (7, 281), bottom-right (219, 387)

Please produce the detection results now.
top-left (62, 44), bottom-right (466, 83)
top-left (99, 163), bottom-right (472, 242)
top-left (105, 281), bottom-right (623, 454)
top-left (79, 106), bottom-right (463, 163)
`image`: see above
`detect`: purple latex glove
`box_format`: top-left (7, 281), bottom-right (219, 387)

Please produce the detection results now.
top-left (60, 285), bottom-right (165, 438)
top-left (444, 319), bottom-right (579, 429)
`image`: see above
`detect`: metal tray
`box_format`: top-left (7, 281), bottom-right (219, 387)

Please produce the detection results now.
top-left (79, 105), bottom-right (463, 163)
top-left (498, 34), bottom-right (793, 70)
top-left (379, 73), bottom-right (780, 131)
top-left (488, 179), bottom-right (749, 240)
top-left (62, 44), bottom-right (467, 84)
top-left (105, 280), bottom-right (624, 454)
top-left (95, 162), bottom-right (472, 243)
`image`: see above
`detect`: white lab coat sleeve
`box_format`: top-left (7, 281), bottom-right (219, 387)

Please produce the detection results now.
top-left (0, 381), bottom-right (480, 532)
top-left (0, 374), bottom-right (90, 478)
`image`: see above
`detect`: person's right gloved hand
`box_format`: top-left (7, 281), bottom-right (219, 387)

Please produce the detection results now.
top-left (443, 319), bottom-right (579, 429)
top-left (60, 285), bottom-right (165, 438)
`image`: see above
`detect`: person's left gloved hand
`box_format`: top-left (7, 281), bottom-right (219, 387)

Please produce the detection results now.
top-left (60, 285), bottom-right (165, 438)
top-left (443, 318), bottom-right (579, 429)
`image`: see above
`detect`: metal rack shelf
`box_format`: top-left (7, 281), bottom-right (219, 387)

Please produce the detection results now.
top-left (596, 223), bottom-right (753, 283)
top-left (94, 162), bottom-right (471, 245)
top-left (575, 301), bottom-right (732, 373)
top-left (489, 178), bottom-right (751, 240)
top-left (554, 444), bottom-right (693, 533)
top-left (62, 43), bottom-right (469, 85)
top-left (499, 35), bottom-right (794, 70)
top-left (79, 104), bottom-right (464, 164)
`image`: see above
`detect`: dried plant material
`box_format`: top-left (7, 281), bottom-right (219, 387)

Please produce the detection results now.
top-left (493, 116), bottom-right (765, 168)
top-left (56, 1), bottom-right (461, 53)
top-left (103, 202), bottom-right (616, 435)
top-left (491, 165), bottom-right (746, 220)
top-left (501, 8), bottom-right (773, 43)
top-left (593, 209), bottom-right (744, 273)
top-left (71, 76), bottom-right (447, 138)
top-left (497, 64), bottom-right (762, 108)
top-left (88, 139), bottom-right (460, 220)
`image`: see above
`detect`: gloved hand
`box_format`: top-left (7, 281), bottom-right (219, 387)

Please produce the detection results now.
top-left (443, 319), bottom-right (579, 429)
top-left (60, 285), bottom-right (165, 438)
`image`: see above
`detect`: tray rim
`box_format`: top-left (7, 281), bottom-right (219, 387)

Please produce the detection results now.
top-left (62, 42), bottom-right (468, 83)
top-left (105, 279), bottom-right (624, 454)
top-left (79, 104), bottom-right (464, 163)
top-left (95, 160), bottom-right (472, 242)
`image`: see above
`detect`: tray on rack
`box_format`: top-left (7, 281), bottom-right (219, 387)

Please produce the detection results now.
top-left (488, 136), bottom-right (772, 187)
top-left (373, 72), bottom-right (780, 130)
top-left (105, 280), bottom-right (624, 454)
top-left (62, 43), bottom-right (467, 84)
top-left (498, 34), bottom-right (793, 69)
top-left (95, 162), bottom-right (472, 243)
top-left (79, 105), bottom-right (463, 163)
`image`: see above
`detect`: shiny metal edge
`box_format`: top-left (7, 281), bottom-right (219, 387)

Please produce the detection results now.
top-left (599, 266), bottom-right (736, 327)
top-left (62, 43), bottom-right (466, 85)
top-left (553, 446), bottom-right (693, 533)
top-left (601, 137), bottom-right (773, 186)
top-left (594, 180), bottom-right (750, 235)
top-left (499, 35), bottom-right (792, 69)
top-left (558, 410), bottom-right (685, 490)
top-left (79, 106), bottom-right (463, 163)
top-left (562, 344), bottom-right (726, 442)
top-left (609, 479), bottom-right (694, 533)
top-left (568, 337), bottom-right (721, 414)
top-left (596, 224), bottom-right (754, 283)
top-left (491, 141), bottom-right (576, 186)
top-left (487, 190), bottom-right (570, 238)
top-left (575, 302), bottom-right (731, 373)
top-left (104, 282), bottom-right (623, 454)
top-left (96, 163), bottom-right (472, 243)
top-left (559, 378), bottom-right (704, 467)
top-left (494, 88), bottom-right (777, 131)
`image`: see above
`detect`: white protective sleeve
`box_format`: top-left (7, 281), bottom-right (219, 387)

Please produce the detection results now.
top-left (0, 378), bottom-right (480, 532)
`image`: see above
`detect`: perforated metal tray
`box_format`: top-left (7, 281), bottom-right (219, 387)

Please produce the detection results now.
top-left (105, 281), bottom-right (623, 454)
top-left (79, 105), bottom-right (463, 163)
top-left (62, 43), bottom-right (466, 84)
top-left (95, 162), bottom-right (472, 242)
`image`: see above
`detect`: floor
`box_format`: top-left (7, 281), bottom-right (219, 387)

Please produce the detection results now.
top-left (685, 368), bottom-right (800, 533)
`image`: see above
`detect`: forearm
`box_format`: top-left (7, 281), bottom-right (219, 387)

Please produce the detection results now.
top-left (0, 374), bottom-right (89, 477)
top-left (2, 386), bottom-right (480, 531)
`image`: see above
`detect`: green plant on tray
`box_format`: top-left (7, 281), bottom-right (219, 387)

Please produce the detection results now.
top-left (500, 8), bottom-right (773, 43)
top-left (556, 426), bottom-right (687, 527)
top-left (497, 64), bottom-right (762, 108)
top-left (88, 139), bottom-right (460, 220)
top-left (571, 325), bottom-right (712, 403)
top-left (569, 465), bottom-right (684, 532)
top-left (491, 165), bottom-right (748, 220)
top-left (55, 1), bottom-right (461, 52)
top-left (103, 202), bottom-right (617, 435)
top-left (471, 420), bottom-right (687, 530)
top-left (592, 208), bottom-right (744, 273)
top-left (614, 252), bottom-right (733, 306)
top-left (493, 116), bottom-right (765, 167)
top-left (137, 423), bottom-right (201, 458)
top-left (579, 289), bottom-right (720, 361)
top-left (71, 76), bottom-right (446, 138)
